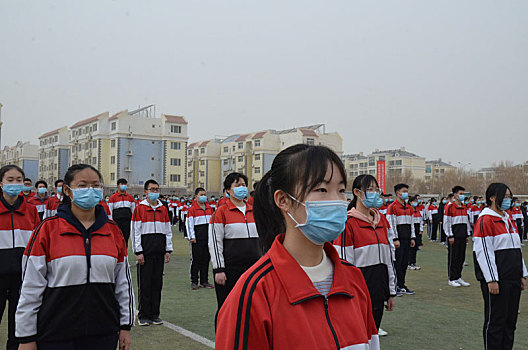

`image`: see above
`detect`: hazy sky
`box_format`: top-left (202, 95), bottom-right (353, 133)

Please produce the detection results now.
top-left (1, 0), bottom-right (527, 169)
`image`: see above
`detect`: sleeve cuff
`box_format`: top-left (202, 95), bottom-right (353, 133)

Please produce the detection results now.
top-left (135, 251), bottom-right (143, 256)
top-left (165, 251), bottom-right (173, 254)
top-left (393, 238), bottom-right (399, 242)
top-left (213, 268), bottom-right (225, 274)
top-left (120, 325), bottom-right (132, 331)
top-left (17, 335), bottom-right (37, 344)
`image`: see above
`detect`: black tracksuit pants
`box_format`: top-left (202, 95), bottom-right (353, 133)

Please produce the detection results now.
top-left (371, 300), bottom-right (385, 330)
top-left (190, 239), bottom-right (211, 285)
top-left (0, 274), bottom-right (21, 350)
top-left (137, 254), bottom-right (164, 320)
top-left (409, 224), bottom-right (422, 265)
top-left (214, 266), bottom-right (248, 329)
top-left (114, 218), bottom-right (131, 247)
top-left (431, 220), bottom-right (439, 241)
top-left (480, 280), bottom-right (521, 350)
top-left (37, 334), bottom-right (118, 350)
top-left (448, 236), bottom-right (467, 281)
top-left (395, 239), bottom-right (411, 288)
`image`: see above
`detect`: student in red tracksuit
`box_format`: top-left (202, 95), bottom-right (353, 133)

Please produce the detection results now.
top-left (444, 185), bottom-right (472, 288)
top-left (28, 180), bottom-right (50, 220)
top-left (108, 179), bottom-right (135, 247)
top-left (22, 178), bottom-right (34, 200)
top-left (16, 164), bottom-right (133, 350)
top-left (186, 187), bottom-right (214, 290)
top-left (408, 195), bottom-right (424, 270)
top-left (44, 179), bottom-right (64, 219)
top-left (0, 165), bottom-right (40, 350)
top-left (473, 183), bottom-right (527, 350)
top-left (334, 174), bottom-right (396, 336)
top-left (131, 179), bottom-right (173, 327)
top-left (508, 197), bottom-right (524, 240)
top-left (428, 199), bottom-right (440, 241)
top-left (216, 144), bottom-right (379, 350)
top-left (217, 189), bottom-right (229, 208)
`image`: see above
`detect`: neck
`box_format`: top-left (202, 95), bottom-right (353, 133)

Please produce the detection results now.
top-left (148, 199), bottom-right (158, 206)
top-left (71, 203), bottom-right (95, 228)
top-left (38, 193), bottom-right (45, 198)
top-left (22, 191), bottom-right (30, 195)
top-left (397, 197), bottom-right (405, 205)
top-left (355, 201), bottom-right (371, 218)
top-left (198, 202), bottom-right (206, 209)
top-left (491, 203), bottom-right (504, 216)
top-left (455, 199), bottom-right (462, 206)
top-left (283, 226), bottom-right (324, 267)
top-left (3, 193), bottom-right (17, 206)
top-left (230, 197), bottom-right (244, 207)
top-left (118, 190), bottom-right (125, 194)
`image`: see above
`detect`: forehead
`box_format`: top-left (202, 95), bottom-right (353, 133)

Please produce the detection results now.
top-left (3, 169), bottom-right (23, 178)
top-left (71, 168), bottom-right (101, 182)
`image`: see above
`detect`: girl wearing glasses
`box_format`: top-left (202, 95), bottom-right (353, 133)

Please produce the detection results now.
top-left (16, 164), bottom-right (134, 350)
top-left (215, 145), bottom-right (379, 349)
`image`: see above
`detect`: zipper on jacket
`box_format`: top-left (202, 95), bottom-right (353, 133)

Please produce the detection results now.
top-left (10, 211), bottom-right (15, 249)
top-left (324, 297), bottom-right (340, 350)
top-left (373, 227), bottom-right (382, 264)
top-left (84, 237), bottom-right (91, 283)
top-left (243, 212), bottom-right (250, 238)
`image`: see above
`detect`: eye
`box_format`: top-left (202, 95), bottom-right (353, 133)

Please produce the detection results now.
top-left (316, 188), bottom-right (327, 193)
top-left (339, 189), bottom-right (346, 193)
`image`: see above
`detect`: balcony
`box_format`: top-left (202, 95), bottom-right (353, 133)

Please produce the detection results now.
top-left (126, 150), bottom-right (133, 156)
top-left (124, 168), bottom-right (132, 172)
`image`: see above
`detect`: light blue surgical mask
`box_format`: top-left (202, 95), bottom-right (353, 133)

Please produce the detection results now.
top-left (442, 200), bottom-right (448, 204)
top-left (120, 185), bottom-right (127, 191)
top-left (57, 187), bottom-right (63, 194)
top-left (361, 191), bottom-right (380, 209)
top-left (199, 195), bottom-right (207, 203)
top-left (38, 188), bottom-right (47, 194)
top-left (225, 193), bottom-right (230, 198)
top-left (233, 186), bottom-right (248, 200)
top-left (375, 197), bottom-right (384, 209)
top-left (70, 187), bottom-right (103, 210)
top-left (2, 183), bottom-right (24, 197)
top-left (417, 199), bottom-right (422, 203)
top-left (411, 202), bottom-right (418, 207)
top-left (401, 192), bottom-right (409, 201)
top-left (501, 198), bottom-right (512, 211)
top-left (148, 192), bottom-right (160, 202)
top-left (384, 198), bottom-right (389, 203)
top-left (287, 194), bottom-right (348, 245)
top-left (22, 186), bottom-right (31, 192)
top-left (458, 194), bottom-right (465, 202)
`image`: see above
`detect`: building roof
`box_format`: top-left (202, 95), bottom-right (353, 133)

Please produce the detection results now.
top-left (39, 127), bottom-right (64, 139)
top-left (300, 128), bottom-right (318, 137)
top-left (342, 153), bottom-right (367, 160)
top-left (277, 124), bottom-right (325, 135)
top-left (222, 135), bottom-right (240, 143)
top-left (371, 148), bottom-right (420, 158)
top-left (252, 131), bottom-right (266, 139)
top-left (235, 134), bottom-right (252, 142)
top-left (199, 140), bottom-right (211, 147)
top-left (71, 112), bottom-right (106, 129)
top-left (109, 110), bottom-right (126, 121)
top-left (188, 142), bottom-right (198, 149)
top-left (426, 159), bottom-right (454, 167)
top-left (164, 115), bottom-right (188, 124)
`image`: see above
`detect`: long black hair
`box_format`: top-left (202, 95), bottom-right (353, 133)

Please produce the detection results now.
top-left (349, 174), bottom-right (379, 209)
top-left (253, 144), bottom-right (346, 251)
top-left (0, 165), bottom-right (25, 182)
top-left (485, 183), bottom-right (512, 209)
top-left (62, 164), bottom-right (103, 205)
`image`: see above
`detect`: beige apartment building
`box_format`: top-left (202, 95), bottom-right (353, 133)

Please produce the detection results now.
top-left (0, 141), bottom-right (39, 181)
top-left (425, 159), bottom-right (456, 181)
top-left (38, 126), bottom-right (70, 184)
top-left (187, 139), bottom-right (223, 193)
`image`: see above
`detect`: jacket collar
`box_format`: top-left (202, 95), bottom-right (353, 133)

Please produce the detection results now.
top-left (226, 198), bottom-right (252, 212)
top-left (33, 193), bottom-right (49, 201)
top-left (269, 234), bottom-right (354, 304)
top-left (191, 201), bottom-right (212, 211)
top-left (139, 199), bottom-right (163, 210)
top-left (0, 195), bottom-right (25, 214)
top-left (57, 203), bottom-right (108, 237)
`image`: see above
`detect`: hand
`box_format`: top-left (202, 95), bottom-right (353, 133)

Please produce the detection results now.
top-left (119, 330), bottom-right (131, 350)
top-left (410, 240), bottom-right (416, 248)
top-left (466, 237), bottom-right (469, 243)
top-left (164, 253), bottom-right (171, 264)
top-left (522, 278), bottom-right (527, 291)
top-left (136, 254), bottom-right (145, 265)
top-left (18, 343), bottom-right (37, 350)
top-left (189, 239), bottom-right (196, 244)
top-left (419, 231), bottom-right (423, 236)
top-left (385, 297), bottom-right (395, 311)
top-left (448, 238), bottom-right (455, 245)
top-left (215, 272), bottom-right (227, 286)
top-left (488, 281), bottom-right (499, 295)
top-left (394, 241), bottom-right (401, 249)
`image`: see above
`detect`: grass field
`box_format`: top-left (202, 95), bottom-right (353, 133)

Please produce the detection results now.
top-left (2, 228), bottom-right (528, 349)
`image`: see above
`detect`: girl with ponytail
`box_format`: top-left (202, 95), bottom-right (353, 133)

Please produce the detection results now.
top-left (215, 145), bottom-right (379, 350)
top-left (333, 174), bottom-right (396, 336)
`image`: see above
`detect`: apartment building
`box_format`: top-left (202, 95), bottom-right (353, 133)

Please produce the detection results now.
top-left (187, 139), bottom-right (223, 193)
top-left (425, 159), bottom-right (455, 181)
top-left (0, 141), bottom-right (39, 181)
top-left (38, 126), bottom-right (70, 184)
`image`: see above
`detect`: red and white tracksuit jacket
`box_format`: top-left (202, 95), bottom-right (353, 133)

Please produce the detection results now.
top-left (15, 204), bottom-right (134, 343)
top-left (208, 200), bottom-right (217, 211)
top-left (386, 201), bottom-right (415, 241)
top-left (333, 210), bottom-right (397, 300)
top-left (186, 202), bottom-right (214, 241)
top-left (131, 200), bottom-right (173, 256)
top-left (217, 197), bottom-right (228, 208)
top-left (43, 194), bottom-right (63, 219)
top-left (469, 205), bottom-right (483, 225)
top-left (428, 204), bottom-right (439, 221)
top-left (27, 194), bottom-right (50, 219)
top-left (443, 202), bottom-right (471, 238)
top-left (412, 207), bottom-right (424, 233)
top-left (216, 234), bottom-right (380, 350)
top-left (473, 207), bottom-right (528, 283)
top-left (378, 203), bottom-right (388, 216)
top-left (507, 207), bottom-right (524, 231)
top-left (208, 199), bottom-right (260, 273)
top-left (108, 192), bottom-right (135, 222)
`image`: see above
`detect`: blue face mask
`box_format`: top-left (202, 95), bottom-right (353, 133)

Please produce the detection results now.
top-left (442, 199), bottom-right (448, 204)
top-left (375, 197), bottom-right (384, 209)
top-left (411, 202), bottom-right (418, 207)
top-left (501, 198), bottom-right (512, 211)
top-left (401, 192), bottom-right (409, 201)
top-left (120, 185), bottom-right (127, 191)
top-left (384, 198), bottom-right (389, 203)
top-left (233, 186), bottom-right (248, 200)
top-left (22, 186), bottom-right (31, 192)
top-left (70, 187), bottom-right (103, 210)
top-left (199, 195), bottom-right (207, 203)
top-left (361, 191), bottom-right (380, 209)
top-left (417, 199), bottom-right (422, 203)
top-left (148, 192), bottom-right (160, 202)
top-left (225, 193), bottom-right (230, 198)
top-left (458, 194), bottom-right (465, 202)
top-left (57, 187), bottom-right (63, 194)
top-left (2, 183), bottom-right (24, 197)
top-left (38, 188), bottom-right (47, 194)
top-left (287, 194), bottom-right (348, 245)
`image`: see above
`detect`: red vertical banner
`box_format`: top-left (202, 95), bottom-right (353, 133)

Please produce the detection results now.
top-left (377, 161), bottom-right (386, 193)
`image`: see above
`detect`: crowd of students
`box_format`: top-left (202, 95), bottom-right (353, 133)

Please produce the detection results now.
top-left (0, 144), bottom-right (526, 349)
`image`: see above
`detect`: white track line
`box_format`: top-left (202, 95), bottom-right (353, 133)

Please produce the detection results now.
top-left (163, 321), bottom-right (215, 348)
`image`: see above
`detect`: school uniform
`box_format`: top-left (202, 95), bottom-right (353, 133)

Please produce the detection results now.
top-left (131, 199), bottom-right (172, 321)
top-left (333, 209), bottom-right (396, 330)
top-left (470, 205), bottom-right (483, 226)
top-left (0, 195), bottom-right (40, 350)
top-left (28, 194), bottom-right (50, 220)
top-left (386, 200), bottom-right (415, 290)
top-left (428, 204), bottom-right (440, 241)
top-left (379, 203), bottom-right (388, 216)
top-left (409, 207), bottom-right (424, 266)
top-left (473, 208), bottom-right (528, 350)
top-left (208, 199), bottom-right (260, 312)
top-left (43, 194), bottom-right (63, 219)
top-left (217, 197), bottom-right (228, 208)
top-left (444, 202), bottom-right (471, 282)
top-left (209, 199), bottom-right (217, 211)
top-left (507, 207), bottom-right (524, 241)
top-left (99, 200), bottom-right (111, 218)
top-left (179, 203), bottom-right (189, 236)
top-left (15, 203), bottom-right (133, 349)
top-left (108, 191), bottom-right (135, 246)
top-left (215, 233), bottom-right (380, 350)
top-left (186, 202), bottom-right (214, 286)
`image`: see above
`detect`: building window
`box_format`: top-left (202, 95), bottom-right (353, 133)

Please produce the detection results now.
top-left (368, 157), bottom-right (375, 166)
top-left (232, 145), bottom-right (236, 151)
top-left (369, 169), bottom-right (375, 175)
top-left (111, 139), bottom-right (116, 148)
top-left (92, 157), bottom-right (97, 164)
top-left (360, 162), bottom-right (366, 168)
top-left (92, 140), bottom-right (97, 148)
top-left (254, 139), bottom-right (261, 147)
top-left (200, 160), bottom-right (205, 166)
top-left (111, 156), bottom-right (116, 164)
top-left (306, 138), bottom-right (315, 146)
top-left (93, 124), bottom-right (97, 132)
top-left (238, 156), bottom-right (243, 162)
top-left (200, 148), bottom-right (205, 154)
top-left (199, 171), bottom-right (205, 177)
top-left (170, 158), bottom-right (181, 166)
top-left (238, 142), bottom-right (243, 149)
top-left (171, 125), bottom-right (182, 133)
top-left (254, 154), bottom-right (261, 161)
top-left (395, 160), bottom-right (402, 166)
top-left (171, 142), bottom-right (181, 150)
top-left (170, 174), bottom-right (181, 182)
top-left (188, 150), bottom-right (192, 156)
top-left (111, 122), bottom-right (116, 130)
top-left (223, 159), bottom-right (228, 165)
top-left (110, 173), bottom-right (115, 181)
top-left (255, 167), bottom-right (261, 174)
top-left (223, 147), bottom-right (228, 153)
top-left (378, 156), bottom-right (385, 161)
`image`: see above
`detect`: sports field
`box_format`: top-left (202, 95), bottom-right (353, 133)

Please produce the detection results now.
top-left (2, 227), bottom-right (528, 349)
